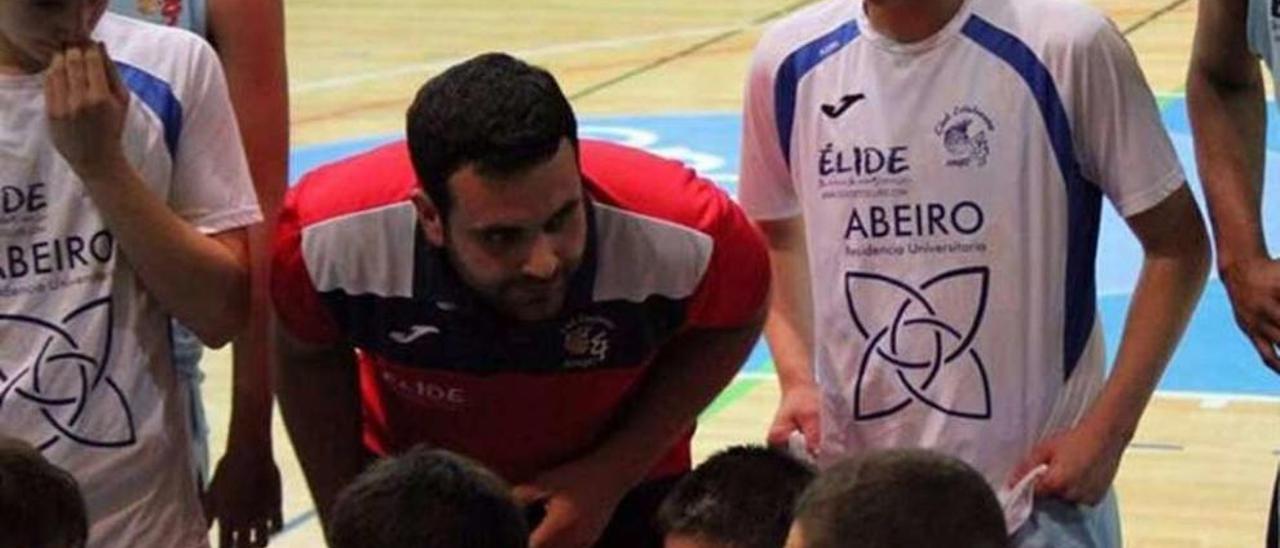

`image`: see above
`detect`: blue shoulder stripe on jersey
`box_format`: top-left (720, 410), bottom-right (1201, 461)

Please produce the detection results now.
top-left (961, 15), bottom-right (1103, 381)
top-left (774, 20), bottom-right (860, 169)
top-left (114, 62), bottom-right (182, 156)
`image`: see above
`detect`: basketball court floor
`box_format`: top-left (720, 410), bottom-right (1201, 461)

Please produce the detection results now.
top-left (201, 1), bottom-right (1279, 545)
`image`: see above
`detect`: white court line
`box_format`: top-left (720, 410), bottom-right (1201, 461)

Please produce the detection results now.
top-left (1156, 390), bottom-right (1280, 404)
top-left (291, 24), bottom-right (752, 95)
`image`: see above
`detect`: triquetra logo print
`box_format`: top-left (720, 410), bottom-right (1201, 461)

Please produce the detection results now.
top-left (0, 298), bottom-right (137, 450)
top-left (844, 267), bottom-right (993, 421)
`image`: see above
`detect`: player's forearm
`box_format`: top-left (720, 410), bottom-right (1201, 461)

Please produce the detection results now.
top-left (1088, 215), bottom-right (1210, 442)
top-left (758, 217), bottom-right (816, 390)
top-left (1187, 50), bottom-right (1269, 267)
top-left (218, 8), bottom-right (290, 455)
top-left (765, 283), bottom-right (815, 391)
top-left (77, 155), bottom-right (251, 346)
top-left (584, 319), bottom-right (764, 485)
top-left (226, 233), bottom-right (275, 452)
top-left (275, 334), bottom-right (370, 525)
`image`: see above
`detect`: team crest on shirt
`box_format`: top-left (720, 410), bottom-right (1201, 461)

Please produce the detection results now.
top-left (935, 105), bottom-right (995, 168)
top-left (0, 298), bottom-right (138, 450)
top-left (562, 315), bottom-right (614, 369)
top-left (844, 267), bottom-right (993, 421)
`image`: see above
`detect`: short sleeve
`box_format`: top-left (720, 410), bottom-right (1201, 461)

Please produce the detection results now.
top-left (738, 37), bottom-right (802, 221)
top-left (270, 185), bottom-right (343, 345)
top-left (1069, 19), bottom-right (1185, 217)
top-left (168, 39), bottom-right (262, 234)
top-left (685, 188), bottom-right (772, 329)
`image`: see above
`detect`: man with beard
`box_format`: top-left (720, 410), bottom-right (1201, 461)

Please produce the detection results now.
top-left (271, 53), bottom-right (770, 548)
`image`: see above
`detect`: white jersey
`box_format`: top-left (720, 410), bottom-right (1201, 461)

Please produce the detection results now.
top-left (0, 14), bottom-right (259, 548)
top-left (740, 0), bottom-right (1182, 531)
top-left (1247, 0), bottom-right (1280, 101)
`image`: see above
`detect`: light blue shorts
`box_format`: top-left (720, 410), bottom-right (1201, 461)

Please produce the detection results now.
top-left (171, 320), bottom-right (209, 486)
top-left (1012, 488), bottom-right (1122, 548)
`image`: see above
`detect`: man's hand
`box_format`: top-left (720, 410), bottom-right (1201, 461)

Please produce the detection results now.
top-left (1010, 418), bottom-right (1127, 506)
top-left (204, 445), bottom-right (284, 548)
top-left (767, 382), bottom-right (821, 457)
top-left (512, 459), bottom-right (632, 548)
top-left (1220, 257), bottom-right (1280, 372)
top-left (44, 42), bottom-right (130, 179)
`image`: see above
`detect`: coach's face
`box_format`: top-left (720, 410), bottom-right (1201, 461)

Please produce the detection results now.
top-left (416, 139), bottom-right (587, 322)
top-left (0, 0), bottom-right (105, 73)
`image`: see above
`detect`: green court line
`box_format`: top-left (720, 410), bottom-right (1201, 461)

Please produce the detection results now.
top-left (700, 376), bottom-right (766, 420)
top-left (1157, 92), bottom-right (1183, 110)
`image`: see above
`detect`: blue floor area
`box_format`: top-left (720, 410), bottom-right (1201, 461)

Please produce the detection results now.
top-left (289, 101), bottom-right (1280, 397)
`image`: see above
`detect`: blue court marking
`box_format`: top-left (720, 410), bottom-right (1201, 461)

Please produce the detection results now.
top-left (288, 104), bottom-right (1280, 398)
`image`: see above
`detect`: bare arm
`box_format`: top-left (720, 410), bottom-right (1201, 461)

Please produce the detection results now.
top-left (45, 46), bottom-right (251, 347)
top-left (756, 216), bottom-right (821, 453)
top-left (275, 328), bottom-right (371, 527)
top-left (201, 0), bottom-right (290, 543)
top-left (1187, 0), bottom-right (1280, 370)
top-left (580, 321), bottom-right (763, 480)
top-left (514, 317), bottom-right (765, 547)
top-left (1090, 187), bottom-right (1210, 442)
top-left (209, 0), bottom-right (289, 447)
top-left (1021, 187), bottom-right (1210, 503)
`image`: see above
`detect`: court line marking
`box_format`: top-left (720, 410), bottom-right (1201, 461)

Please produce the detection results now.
top-left (274, 509), bottom-right (318, 538)
top-left (701, 377), bottom-right (765, 420)
top-left (1121, 0), bottom-right (1193, 37)
top-left (570, 0), bottom-right (815, 101)
top-left (1155, 390), bottom-right (1280, 404)
top-left (1129, 442), bottom-right (1185, 452)
top-left (291, 25), bottom-right (750, 95)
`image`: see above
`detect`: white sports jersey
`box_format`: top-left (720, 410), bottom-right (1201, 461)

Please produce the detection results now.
top-left (0, 14), bottom-right (258, 548)
top-left (740, 0), bottom-right (1183, 531)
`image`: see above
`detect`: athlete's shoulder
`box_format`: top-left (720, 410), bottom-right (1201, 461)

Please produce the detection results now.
top-left (286, 142), bottom-right (419, 228)
top-left (752, 0), bottom-right (860, 73)
top-left (579, 140), bottom-right (768, 326)
top-left (95, 12), bottom-right (210, 72)
top-left (580, 139), bottom-right (738, 233)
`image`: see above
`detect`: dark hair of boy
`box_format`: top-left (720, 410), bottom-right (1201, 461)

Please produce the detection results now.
top-left (657, 445), bottom-right (816, 548)
top-left (0, 436), bottom-right (88, 548)
top-left (327, 445), bottom-right (528, 548)
top-left (792, 449), bottom-right (1009, 548)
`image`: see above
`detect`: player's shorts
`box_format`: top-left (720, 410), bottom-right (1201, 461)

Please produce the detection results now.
top-left (1011, 488), bottom-right (1121, 547)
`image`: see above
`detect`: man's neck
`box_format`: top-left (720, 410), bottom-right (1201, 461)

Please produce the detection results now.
top-left (864, 0), bottom-right (966, 44)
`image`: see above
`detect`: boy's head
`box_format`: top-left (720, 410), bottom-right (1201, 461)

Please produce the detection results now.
top-left (0, 435), bottom-right (88, 548)
top-left (788, 449), bottom-right (1009, 548)
top-left (658, 445), bottom-right (816, 548)
top-left (327, 445), bottom-right (528, 548)
top-left (0, 0), bottom-right (109, 73)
